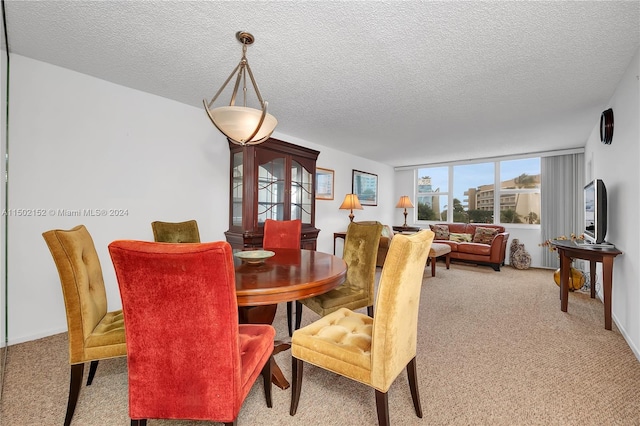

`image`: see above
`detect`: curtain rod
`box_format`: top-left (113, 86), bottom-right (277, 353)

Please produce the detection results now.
top-left (394, 147), bottom-right (585, 171)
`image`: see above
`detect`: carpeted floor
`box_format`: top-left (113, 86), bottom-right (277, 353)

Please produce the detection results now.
top-left (2, 263), bottom-right (640, 425)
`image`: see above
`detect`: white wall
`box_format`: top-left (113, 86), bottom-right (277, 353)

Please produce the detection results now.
top-left (7, 54), bottom-right (394, 344)
top-left (584, 48), bottom-right (640, 358)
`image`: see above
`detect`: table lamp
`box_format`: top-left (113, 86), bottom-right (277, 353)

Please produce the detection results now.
top-left (339, 193), bottom-right (363, 222)
top-left (396, 195), bottom-right (414, 228)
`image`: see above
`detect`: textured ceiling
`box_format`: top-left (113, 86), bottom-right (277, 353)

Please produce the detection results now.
top-left (3, 1), bottom-right (639, 167)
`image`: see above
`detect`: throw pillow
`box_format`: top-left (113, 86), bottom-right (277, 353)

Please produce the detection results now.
top-left (473, 227), bottom-right (498, 244)
top-left (430, 224), bottom-right (450, 240)
top-left (449, 232), bottom-right (473, 243)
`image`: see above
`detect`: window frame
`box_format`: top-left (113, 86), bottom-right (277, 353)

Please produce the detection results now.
top-left (414, 157), bottom-right (541, 227)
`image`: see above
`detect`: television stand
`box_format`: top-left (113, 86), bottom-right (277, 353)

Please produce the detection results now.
top-left (552, 239), bottom-right (622, 330)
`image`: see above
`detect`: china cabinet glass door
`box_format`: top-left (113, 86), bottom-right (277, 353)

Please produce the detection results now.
top-left (257, 157), bottom-right (286, 224)
top-left (291, 160), bottom-right (313, 224)
top-left (231, 151), bottom-right (244, 227)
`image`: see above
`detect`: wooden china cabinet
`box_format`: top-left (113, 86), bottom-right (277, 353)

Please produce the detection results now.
top-left (224, 137), bottom-right (320, 251)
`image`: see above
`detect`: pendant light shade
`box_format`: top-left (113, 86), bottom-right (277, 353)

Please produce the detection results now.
top-left (203, 32), bottom-right (277, 146)
top-left (206, 106), bottom-right (278, 145)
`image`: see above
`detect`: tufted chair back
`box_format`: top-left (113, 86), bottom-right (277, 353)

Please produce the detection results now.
top-left (343, 221), bottom-right (383, 303)
top-left (290, 230), bottom-right (435, 425)
top-left (295, 221), bottom-right (382, 330)
top-left (370, 229), bottom-right (434, 390)
top-left (108, 240), bottom-right (275, 425)
top-left (43, 224), bottom-right (126, 426)
top-left (151, 219), bottom-right (200, 243)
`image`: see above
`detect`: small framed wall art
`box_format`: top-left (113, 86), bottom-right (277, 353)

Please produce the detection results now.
top-left (316, 167), bottom-right (335, 200)
top-left (352, 169), bottom-right (378, 206)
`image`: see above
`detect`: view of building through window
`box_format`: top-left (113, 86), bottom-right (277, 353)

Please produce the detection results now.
top-left (417, 158), bottom-right (541, 224)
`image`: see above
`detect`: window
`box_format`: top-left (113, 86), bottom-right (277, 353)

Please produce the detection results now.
top-left (499, 159), bottom-right (541, 224)
top-left (454, 162), bottom-right (494, 223)
top-left (416, 167), bottom-right (448, 221)
top-left (416, 157), bottom-right (541, 225)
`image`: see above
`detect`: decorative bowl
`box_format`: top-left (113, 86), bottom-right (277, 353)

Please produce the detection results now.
top-left (234, 250), bottom-right (275, 265)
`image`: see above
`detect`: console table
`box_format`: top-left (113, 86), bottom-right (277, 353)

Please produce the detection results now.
top-left (552, 240), bottom-right (622, 330)
top-left (333, 231), bottom-right (347, 255)
top-left (392, 225), bottom-right (421, 233)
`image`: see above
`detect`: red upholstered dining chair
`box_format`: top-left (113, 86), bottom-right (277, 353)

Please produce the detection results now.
top-left (263, 219), bottom-right (302, 336)
top-left (108, 240), bottom-right (275, 426)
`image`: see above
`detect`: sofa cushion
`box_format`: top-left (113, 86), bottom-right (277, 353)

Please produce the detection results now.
top-left (437, 240), bottom-right (458, 252)
top-left (446, 223), bottom-right (468, 234)
top-left (473, 227), bottom-right (498, 244)
top-left (430, 224), bottom-right (450, 240)
top-left (457, 242), bottom-right (492, 255)
top-left (449, 232), bottom-right (473, 243)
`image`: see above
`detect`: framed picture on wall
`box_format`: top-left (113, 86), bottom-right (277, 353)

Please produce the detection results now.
top-left (316, 167), bottom-right (335, 200)
top-left (352, 169), bottom-right (378, 206)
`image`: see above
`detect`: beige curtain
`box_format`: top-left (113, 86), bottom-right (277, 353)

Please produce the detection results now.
top-left (541, 153), bottom-right (585, 268)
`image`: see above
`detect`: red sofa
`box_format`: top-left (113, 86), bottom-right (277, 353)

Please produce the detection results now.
top-left (430, 223), bottom-right (509, 271)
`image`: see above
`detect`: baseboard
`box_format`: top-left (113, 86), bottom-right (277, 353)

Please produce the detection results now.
top-left (614, 313), bottom-right (640, 362)
top-left (6, 326), bottom-right (67, 346)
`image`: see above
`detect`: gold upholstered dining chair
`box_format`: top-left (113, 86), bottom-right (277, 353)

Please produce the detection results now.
top-left (42, 225), bottom-right (127, 426)
top-left (294, 221), bottom-right (382, 330)
top-left (151, 219), bottom-right (200, 243)
top-left (290, 230), bottom-right (435, 425)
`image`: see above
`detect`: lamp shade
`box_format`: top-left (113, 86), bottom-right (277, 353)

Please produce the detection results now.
top-left (340, 194), bottom-right (363, 211)
top-left (396, 196), bottom-right (414, 209)
top-left (207, 106), bottom-right (278, 145)
top-left (339, 194), bottom-right (363, 222)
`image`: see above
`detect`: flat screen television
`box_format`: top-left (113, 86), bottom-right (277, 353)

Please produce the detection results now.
top-left (584, 179), bottom-right (607, 244)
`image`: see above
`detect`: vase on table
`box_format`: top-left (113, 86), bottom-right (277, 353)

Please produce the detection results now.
top-left (553, 266), bottom-right (585, 291)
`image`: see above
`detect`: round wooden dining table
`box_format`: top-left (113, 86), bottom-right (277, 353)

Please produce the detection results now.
top-left (234, 248), bottom-right (347, 389)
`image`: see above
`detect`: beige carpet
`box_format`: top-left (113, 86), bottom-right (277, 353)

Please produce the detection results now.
top-left (2, 263), bottom-right (640, 425)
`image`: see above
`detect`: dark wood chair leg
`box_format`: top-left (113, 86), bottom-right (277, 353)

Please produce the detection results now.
top-left (262, 354), bottom-right (273, 408)
top-left (131, 420), bottom-right (147, 426)
top-left (295, 300), bottom-right (303, 330)
top-left (86, 360), bottom-right (99, 385)
top-left (375, 389), bottom-right (390, 426)
top-left (64, 363), bottom-right (85, 426)
top-left (289, 357), bottom-right (304, 415)
top-left (407, 357), bottom-right (423, 418)
top-left (287, 301), bottom-right (294, 336)
top-left (367, 305), bottom-right (374, 317)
